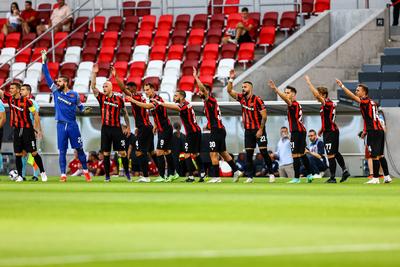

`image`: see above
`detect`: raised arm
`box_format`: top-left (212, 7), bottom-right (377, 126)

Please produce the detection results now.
top-left (304, 75), bottom-right (325, 104)
top-left (125, 96), bottom-right (154, 109)
top-left (336, 79), bottom-right (360, 103)
top-left (41, 50), bottom-right (58, 92)
top-left (193, 67), bottom-right (209, 100)
top-left (90, 64), bottom-right (100, 97)
top-left (111, 66), bottom-right (131, 96)
top-left (158, 101), bottom-right (180, 111)
top-left (227, 69), bottom-right (239, 100)
top-left (268, 80), bottom-right (292, 106)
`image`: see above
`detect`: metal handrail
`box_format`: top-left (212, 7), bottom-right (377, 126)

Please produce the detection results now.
top-left (0, 0), bottom-right (92, 70)
top-left (0, 9), bottom-right (104, 90)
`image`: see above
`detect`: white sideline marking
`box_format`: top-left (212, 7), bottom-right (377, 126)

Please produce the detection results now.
top-left (1, 243), bottom-right (399, 266)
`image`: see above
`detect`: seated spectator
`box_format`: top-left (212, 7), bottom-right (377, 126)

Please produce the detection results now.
top-left (2, 2), bottom-right (22, 36)
top-left (37, 0), bottom-right (72, 35)
top-left (304, 129), bottom-right (328, 178)
top-left (268, 150), bottom-right (280, 177)
top-left (67, 150), bottom-right (82, 176)
top-left (236, 152), bottom-right (246, 172)
top-left (254, 153), bottom-right (266, 177)
top-left (20, 1), bottom-right (37, 35)
top-left (223, 7), bottom-right (255, 44)
top-left (276, 126), bottom-right (294, 178)
top-left (87, 151), bottom-right (99, 176)
top-left (96, 151), bottom-right (118, 177)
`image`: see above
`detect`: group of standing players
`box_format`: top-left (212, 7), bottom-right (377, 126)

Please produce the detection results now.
top-left (0, 50), bottom-right (393, 183)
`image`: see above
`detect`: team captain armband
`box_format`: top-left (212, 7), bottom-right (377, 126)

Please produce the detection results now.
top-left (28, 106), bottom-right (36, 113)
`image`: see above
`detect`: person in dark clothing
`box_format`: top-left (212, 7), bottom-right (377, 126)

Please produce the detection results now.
top-left (235, 152), bottom-right (247, 172)
top-left (200, 127), bottom-right (212, 180)
top-left (171, 122), bottom-right (186, 177)
top-left (392, 0), bottom-right (400, 26)
top-left (127, 128), bottom-right (141, 177)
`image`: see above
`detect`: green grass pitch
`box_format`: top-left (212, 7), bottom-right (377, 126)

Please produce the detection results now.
top-left (0, 177), bottom-right (399, 267)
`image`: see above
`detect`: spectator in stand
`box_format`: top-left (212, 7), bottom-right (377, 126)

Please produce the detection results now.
top-left (304, 129), bottom-right (328, 178)
top-left (222, 7), bottom-right (255, 44)
top-left (276, 126), bottom-right (294, 178)
top-left (37, 0), bottom-right (72, 35)
top-left (2, 2), bottom-right (22, 36)
top-left (268, 150), bottom-right (280, 177)
top-left (392, 0), bottom-right (400, 26)
top-left (96, 151), bottom-right (118, 177)
top-left (171, 122), bottom-right (186, 177)
top-left (254, 153), bottom-right (266, 177)
top-left (235, 152), bottom-right (247, 172)
top-left (87, 151), bottom-right (99, 176)
top-left (67, 150), bottom-right (82, 176)
top-left (20, 1), bottom-right (37, 35)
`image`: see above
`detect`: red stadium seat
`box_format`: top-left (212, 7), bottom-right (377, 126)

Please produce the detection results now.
top-left (74, 17), bottom-right (89, 32)
top-left (203, 44), bottom-right (219, 61)
top-left (124, 16), bottom-right (139, 32)
top-left (47, 62), bottom-right (60, 78)
top-left (258, 26), bottom-right (276, 53)
top-left (143, 77), bottom-right (160, 90)
top-left (86, 32), bottom-right (102, 47)
top-left (129, 61), bottom-right (146, 78)
top-left (192, 14), bottom-right (208, 29)
top-left (262, 12), bottom-right (278, 27)
top-left (141, 15), bottom-right (156, 31)
top-left (0, 33), bottom-right (4, 49)
top-left (47, 47), bottom-right (65, 63)
top-left (198, 75), bottom-right (214, 88)
top-left (200, 60), bottom-right (217, 77)
top-left (208, 0), bottom-right (223, 15)
top-left (98, 47), bottom-right (115, 62)
top-left (122, 1), bottom-right (136, 17)
top-left (188, 29), bottom-right (205, 45)
top-left (98, 62), bottom-right (111, 77)
top-left (227, 13), bottom-right (242, 29)
top-left (39, 78), bottom-right (51, 92)
top-left (116, 46), bottom-right (132, 62)
top-left (90, 16), bottom-right (106, 33)
top-left (15, 48), bottom-right (32, 63)
top-left (206, 28), bottom-right (223, 44)
top-left (223, 0), bottom-right (239, 15)
top-left (249, 12), bottom-right (260, 28)
top-left (32, 47), bottom-right (47, 62)
top-left (153, 30), bottom-right (170, 46)
top-left (221, 43), bottom-right (237, 59)
top-left (157, 14), bottom-right (173, 31)
top-left (21, 33), bottom-right (36, 48)
top-left (150, 45), bottom-right (167, 61)
top-left (237, 42), bottom-right (255, 68)
top-left (171, 29), bottom-right (187, 45)
top-left (175, 14), bottom-right (190, 31)
top-left (6, 32), bottom-right (21, 48)
top-left (136, 30), bottom-right (153, 46)
top-left (35, 33), bottom-right (51, 48)
top-left (126, 76), bottom-right (142, 90)
top-left (179, 76), bottom-right (195, 91)
top-left (0, 65), bottom-right (10, 79)
top-left (107, 16), bottom-right (123, 32)
top-left (54, 32), bottom-right (68, 48)
top-left (279, 11), bottom-right (298, 31)
top-left (185, 45), bottom-right (202, 61)
top-left (120, 31), bottom-right (136, 47)
top-left (137, 0), bottom-right (151, 17)
top-left (109, 77), bottom-right (121, 92)
top-left (81, 47), bottom-right (98, 62)
top-left (182, 60), bottom-right (198, 76)
top-left (68, 32), bottom-right (85, 47)
top-left (60, 63), bottom-right (77, 80)
top-left (0, 19), bottom-right (7, 30)
top-left (37, 3), bottom-right (51, 24)
top-left (167, 44), bottom-right (184, 60)
top-left (301, 0), bottom-right (314, 13)
top-left (210, 14), bottom-right (225, 29)
top-left (314, 0), bottom-right (330, 13)
top-left (113, 61), bottom-right (129, 78)
top-left (102, 31), bottom-right (119, 47)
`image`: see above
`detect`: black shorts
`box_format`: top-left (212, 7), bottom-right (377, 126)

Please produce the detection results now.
top-left (136, 126), bottom-right (154, 153)
top-left (244, 129), bottom-right (268, 149)
top-left (0, 127), bottom-right (3, 150)
top-left (184, 131), bottom-right (202, 154)
top-left (101, 125), bottom-right (126, 152)
top-left (238, 32), bottom-right (253, 44)
top-left (13, 128), bottom-right (37, 153)
top-left (210, 128), bottom-right (227, 152)
top-left (367, 130), bottom-right (385, 157)
top-left (323, 131), bottom-right (339, 155)
top-left (290, 131), bottom-right (307, 154)
top-left (157, 126), bottom-right (173, 150)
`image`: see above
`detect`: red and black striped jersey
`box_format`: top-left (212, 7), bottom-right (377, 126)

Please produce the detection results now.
top-left (320, 98), bottom-right (338, 132)
top-left (287, 101), bottom-right (306, 132)
top-left (149, 94), bottom-right (171, 132)
top-left (130, 93), bottom-right (152, 128)
top-left (204, 96), bottom-right (224, 129)
top-left (359, 97), bottom-right (383, 131)
top-left (179, 100), bottom-right (201, 134)
top-left (236, 93), bottom-right (266, 130)
top-left (3, 92), bottom-right (34, 128)
top-left (96, 92), bottom-right (125, 127)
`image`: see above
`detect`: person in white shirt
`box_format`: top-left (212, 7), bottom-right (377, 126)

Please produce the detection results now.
top-left (2, 2), bottom-right (22, 36)
top-left (36, 0), bottom-right (73, 35)
top-left (276, 126), bottom-right (294, 178)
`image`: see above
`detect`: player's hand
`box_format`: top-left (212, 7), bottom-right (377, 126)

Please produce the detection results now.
top-left (125, 95), bottom-right (134, 103)
top-left (361, 131), bottom-right (367, 139)
top-left (268, 80), bottom-right (277, 90)
top-left (336, 79), bottom-right (344, 88)
top-left (134, 128), bottom-right (138, 136)
top-left (229, 69), bottom-right (235, 79)
top-left (123, 127), bottom-right (131, 137)
top-left (82, 107), bottom-right (92, 114)
top-left (153, 127), bottom-right (157, 134)
top-left (305, 148), bottom-right (310, 154)
top-left (192, 67), bottom-right (198, 78)
top-left (92, 63), bottom-right (99, 73)
top-left (256, 129), bottom-right (263, 139)
top-left (153, 99), bottom-right (161, 106)
top-left (318, 128), bottom-right (323, 137)
top-left (41, 50), bottom-right (47, 64)
top-left (110, 66), bottom-right (116, 77)
top-left (36, 130), bottom-right (43, 140)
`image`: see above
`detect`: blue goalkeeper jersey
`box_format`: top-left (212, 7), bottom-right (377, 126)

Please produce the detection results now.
top-left (42, 63), bottom-right (84, 123)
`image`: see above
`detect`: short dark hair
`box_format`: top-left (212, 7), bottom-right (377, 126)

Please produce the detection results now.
top-left (21, 84), bottom-right (32, 92)
top-left (243, 81), bottom-right (253, 87)
top-left (309, 129), bottom-right (317, 135)
top-left (286, 86), bottom-right (297, 94)
top-left (204, 84), bottom-right (212, 92)
top-left (173, 122), bottom-right (181, 131)
top-left (177, 90), bottom-right (186, 98)
top-left (59, 76), bottom-right (69, 85)
top-left (25, 1), bottom-right (32, 5)
top-left (317, 86), bottom-right (328, 98)
top-left (358, 83), bottom-right (369, 95)
top-left (241, 7), bottom-right (249, 12)
top-left (126, 81), bottom-right (137, 88)
top-left (10, 82), bottom-right (21, 89)
top-left (144, 83), bottom-right (155, 89)
top-left (281, 126), bottom-right (288, 130)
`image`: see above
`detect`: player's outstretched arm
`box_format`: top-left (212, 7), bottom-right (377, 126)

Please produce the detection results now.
top-left (41, 50), bottom-right (58, 92)
top-left (90, 64), bottom-right (100, 97)
top-left (336, 79), bottom-right (360, 103)
top-left (193, 67), bottom-right (209, 100)
top-left (158, 101), bottom-right (180, 111)
top-left (111, 66), bottom-right (131, 96)
top-left (125, 96), bottom-right (154, 109)
top-left (268, 80), bottom-right (292, 106)
top-left (227, 69), bottom-right (239, 99)
top-left (304, 75), bottom-right (325, 105)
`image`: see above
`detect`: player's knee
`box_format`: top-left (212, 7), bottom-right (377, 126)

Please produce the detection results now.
top-left (327, 154), bottom-right (335, 159)
top-left (119, 151), bottom-right (127, 158)
top-left (103, 151), bottom-right (110, 156)
top-left (135, 151), bottom-right (143, 157)
top-left (156, 150), bottom-right (164, 156)
top-left (15, 153), bottom-right (23, 156)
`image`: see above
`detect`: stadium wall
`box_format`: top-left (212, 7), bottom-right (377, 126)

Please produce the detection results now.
top-left (380, 108), bottom-right (400, 178)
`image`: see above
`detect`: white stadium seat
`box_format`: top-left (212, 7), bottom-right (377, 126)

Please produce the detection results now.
top-left (144, 60), bottom-right (163, 78)
top-left (86, 93), bottom-right (98, 104)
top-left (160, 76), bottom-right (177, 97)
top-left (163, 60), bottom-right (181, 79)
top-left (10, 62), bottom-right (26, 80)
top-left (95, 77), bottom-right (107, 92)
top-left (77, 61), bottom-right (94, 79)
top-left (26, 62), bottom-right (42, 81)
top-left (131, 45), bottom-right (149, 63)
top-left (63, 46), bottom-right (81, 65)
top-left (0, 48), bottom-right (16, 64)
top-left (73, 76), bottom-right (90, 93)
top-left (35, 94), bottom-right (51, 104)
top-left (215, 58), bottom-right (235, 82)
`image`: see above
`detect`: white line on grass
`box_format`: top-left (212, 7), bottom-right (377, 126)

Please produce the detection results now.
top-left (1, 243), bottom-right (400, 266)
